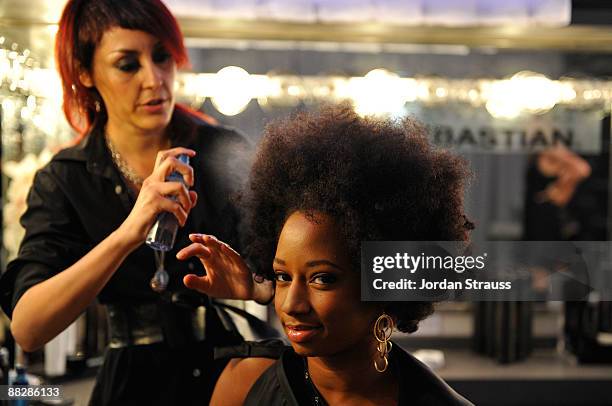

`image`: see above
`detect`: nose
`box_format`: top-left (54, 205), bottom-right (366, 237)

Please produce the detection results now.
top-left (279, 280), bottom-right (311, 316)
top-left (141, 59), bottom-right (164, 90)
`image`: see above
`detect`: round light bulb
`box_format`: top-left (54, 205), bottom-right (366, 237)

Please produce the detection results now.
top-left (210, 66), bottom-right (252, 116)
top-left (349, 68), bottom-right (408, 117)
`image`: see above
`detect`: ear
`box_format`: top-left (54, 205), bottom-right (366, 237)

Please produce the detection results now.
top-left (79, 69), bottom-right (94, 88)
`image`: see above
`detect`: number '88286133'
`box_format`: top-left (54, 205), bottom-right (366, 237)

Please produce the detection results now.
top-left (1, 385), bottom-right (62, 400)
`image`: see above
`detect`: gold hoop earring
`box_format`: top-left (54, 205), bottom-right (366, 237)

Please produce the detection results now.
top-left (373, 312), bottom-right (394, 373)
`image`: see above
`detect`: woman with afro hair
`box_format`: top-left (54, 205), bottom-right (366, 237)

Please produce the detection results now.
top-left (178, 105), bottom-right (474, 405)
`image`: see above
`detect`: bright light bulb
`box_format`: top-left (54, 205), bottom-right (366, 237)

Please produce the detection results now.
top-left (210, 66), bottom-right (252, 116)
top-left (435, 87), bottom-right (448, 98)
top-left (511, 71), bottom-right (558, 114)
top-left (349, 69), bottom-right (409, 117)
top-left (287, 85), bottom-right (302, 97)
top-left (485, 71), bottom-right (562, 119)
top-left (485, 80), bottom-right (522, 119)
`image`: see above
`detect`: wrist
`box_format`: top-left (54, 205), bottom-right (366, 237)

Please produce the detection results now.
top-left (111, 223), bottom-right (143, 253)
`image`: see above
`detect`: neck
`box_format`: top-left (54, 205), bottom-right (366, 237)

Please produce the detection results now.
top-left (306, 339), bottom-right (397, 403)
top-left (104, 119), bottom-right (171, 182)
top-left (105, 120), bottom-right (170, 156)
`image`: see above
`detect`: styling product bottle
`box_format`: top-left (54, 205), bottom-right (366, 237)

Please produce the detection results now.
top-left (146, 154), bottom-right (190, 252)
top-left (12, 364), bottom-right (28, 406)
top-left (7, 346), bottom-right (28, 405)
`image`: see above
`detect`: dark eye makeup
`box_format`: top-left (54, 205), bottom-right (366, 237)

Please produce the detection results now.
top-left (273, 270), bottom-right (339, 286)
top-left (153, 48), bottom-right (172, 64)
top-left (116, 57), bottom-right (139, 72)
top-left (311, 273), bottom-right (338, 285)
top-left (274, 271), bottom-right (291, 283)
top-left (113, 44), bottom-right (172, 73)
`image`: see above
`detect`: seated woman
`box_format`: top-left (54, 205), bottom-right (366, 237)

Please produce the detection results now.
top-left (178, 105), bottom-right (474, 405)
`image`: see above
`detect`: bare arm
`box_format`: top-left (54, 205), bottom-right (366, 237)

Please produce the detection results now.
top-left (210, 357), bottom-right (276, 406)
top-left (536, 146), bottom-right (591, 207)
top-left (11, 227), bottom-right (136, 352)
top-left (10, 147), bottom-right (197, 352)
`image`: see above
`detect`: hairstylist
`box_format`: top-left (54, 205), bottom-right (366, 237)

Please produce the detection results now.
top-left (0, 1), bottom-right (270, 404)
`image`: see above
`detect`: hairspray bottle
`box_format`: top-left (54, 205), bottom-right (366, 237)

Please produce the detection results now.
top-left (146, 154), bottom-right (190, 252)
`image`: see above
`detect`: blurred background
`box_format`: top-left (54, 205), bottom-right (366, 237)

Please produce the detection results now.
top-left (1, 0), bottom-right (612, 405)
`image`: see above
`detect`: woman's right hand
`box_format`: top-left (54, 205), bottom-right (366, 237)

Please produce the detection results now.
top-left (177, 234), bottom-right (256, 300)
top-left (117, 147), bottom-right (198, 249)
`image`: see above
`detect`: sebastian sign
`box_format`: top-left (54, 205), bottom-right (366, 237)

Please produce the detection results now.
top-left (417, 106), bottom-right (603, 154)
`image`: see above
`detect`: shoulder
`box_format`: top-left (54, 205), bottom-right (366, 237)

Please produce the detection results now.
top-left (210, 357), bottom-right (276, 406)
top-left (194, 120), bottom-right (253, 155)
top-left (393, 346), bottom-right (473, 406)
top-left (174, 107), bottom-right (252, 149)
top-left (50, 128), bottom-right (100, 165)
top-left (211, 340), bottom-right (288, 406)
top-left (34, 134), bottom-right (94, 188)
top-left (30, 147), bottom-right (88, 195)
top-left (52, 142), bottom-right (87, 162)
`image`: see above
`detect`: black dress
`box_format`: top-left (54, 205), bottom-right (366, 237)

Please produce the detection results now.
top-left (0, 112), bottom-right (253, 406)
top-left (232, 341), bottom-right (473, 406)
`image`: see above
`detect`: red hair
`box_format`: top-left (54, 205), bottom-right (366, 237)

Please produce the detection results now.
top-left (55, 0), bottom-right (190, 138)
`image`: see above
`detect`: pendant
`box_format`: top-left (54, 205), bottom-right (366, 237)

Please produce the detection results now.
top-left (150, 267), bottom-right (169, 292)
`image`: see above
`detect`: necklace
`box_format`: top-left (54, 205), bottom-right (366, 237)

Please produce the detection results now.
top-left (303, 357), bottom-right (328, 406)
top-left (105, 135), bottom-right (145, 186)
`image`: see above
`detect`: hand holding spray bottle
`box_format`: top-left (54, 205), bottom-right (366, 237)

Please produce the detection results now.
top-left (147, 153), bottom-right (190, 292)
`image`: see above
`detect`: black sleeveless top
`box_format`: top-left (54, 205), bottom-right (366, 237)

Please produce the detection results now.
top-left (219, 341), bottom-right (473, 406)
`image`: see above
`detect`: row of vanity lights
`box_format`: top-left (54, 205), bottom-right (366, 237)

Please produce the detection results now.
top-left (178, 66), bottom-right (612, 118)
top-left (2, 37), bottom-right (612, 148)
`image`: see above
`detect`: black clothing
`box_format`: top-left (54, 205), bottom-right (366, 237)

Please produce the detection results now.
top-left (523, 149), bottom-right (612, 363)
top-left (0, 113), bottom-right (252, 405)
top-left (229, 341), bottom-right (473, 406)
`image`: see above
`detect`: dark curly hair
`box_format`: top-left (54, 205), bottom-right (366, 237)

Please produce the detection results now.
top-left (244, 105), bottom-right (473, 333)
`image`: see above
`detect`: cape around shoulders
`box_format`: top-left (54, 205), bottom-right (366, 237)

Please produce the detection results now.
top-left (242, 342), bottom-right (473, 406)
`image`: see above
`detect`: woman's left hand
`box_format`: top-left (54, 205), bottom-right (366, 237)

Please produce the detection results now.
top-left (177, 234), bottom-right (255, 300)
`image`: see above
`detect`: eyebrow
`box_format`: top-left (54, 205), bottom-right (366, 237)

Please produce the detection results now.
top-left (273, 258), bottom-right (343, 270)
top-left (307, 260), bottom-right (343, 270)
top-left (111, 49), bottom-right (137, 54)
top-left (110, 43), bottom-right (165, 56)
